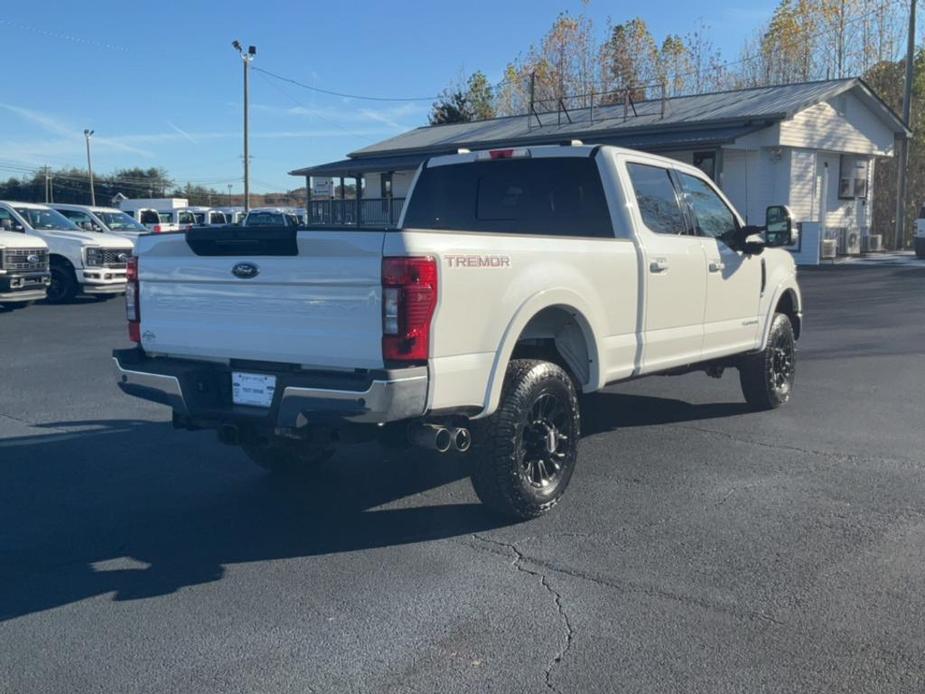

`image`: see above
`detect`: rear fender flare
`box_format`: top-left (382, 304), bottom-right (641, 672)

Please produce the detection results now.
top-left (476, 289), bottom-right (605, 419)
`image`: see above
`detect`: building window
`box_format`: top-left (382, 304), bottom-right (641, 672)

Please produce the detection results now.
top-left (839, 155), bottom-right (869, 199)
top-left (693, 151), bottom-right (716, 180)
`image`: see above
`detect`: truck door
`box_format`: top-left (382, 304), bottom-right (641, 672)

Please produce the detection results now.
top-left (676, 171), bottom-right (762, 357)
top-left (624, 162), bottom-right (707, 372)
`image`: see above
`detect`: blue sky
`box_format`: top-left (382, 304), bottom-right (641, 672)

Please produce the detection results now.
top-left (0, 0), bottom-right (775, 193)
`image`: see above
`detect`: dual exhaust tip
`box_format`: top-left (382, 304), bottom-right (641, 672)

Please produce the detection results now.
top-left (411, 424), bottom-right (471, 453)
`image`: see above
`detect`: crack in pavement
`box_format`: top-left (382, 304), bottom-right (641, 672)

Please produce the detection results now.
top-left (472, 534), bottom-right (574, 693)
top-left (464, 534), bottom-right (784, 632)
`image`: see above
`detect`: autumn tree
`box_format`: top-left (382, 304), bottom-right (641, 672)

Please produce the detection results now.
top-left (429, 71), bottom-right (496, 125)
top-left (657, 34), bottom-right (692, 96)
top-left (599, 18), bottom-right (659, 102)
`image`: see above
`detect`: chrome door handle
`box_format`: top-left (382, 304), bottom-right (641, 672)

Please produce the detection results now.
top-left (708, 261), bottom-right (725, 273)
top-left (649, 258), bottom-right (669, 273)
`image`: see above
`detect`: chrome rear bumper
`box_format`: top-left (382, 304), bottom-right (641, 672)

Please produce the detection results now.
top-left (113, 351), bottom-right (427, 426)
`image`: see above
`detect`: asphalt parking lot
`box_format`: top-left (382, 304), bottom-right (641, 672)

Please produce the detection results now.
top-left (2, 264), bottom-right (925, 693)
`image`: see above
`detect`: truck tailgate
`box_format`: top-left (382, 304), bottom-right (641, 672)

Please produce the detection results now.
top-left (136, 229), bottom-right (386, 369)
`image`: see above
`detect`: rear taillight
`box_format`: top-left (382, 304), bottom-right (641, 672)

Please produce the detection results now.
top-left (126, 256), bottom-right (140, 343)
top-left (382, 256), bottom-right (437, 362)
top-left (152, 224), bottom-right (163, 233)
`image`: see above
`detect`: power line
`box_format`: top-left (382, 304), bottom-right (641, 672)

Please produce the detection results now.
top-left (252, 66), bottom-right (442, 102)
top-left (253, 69), bottom-right (380, 143)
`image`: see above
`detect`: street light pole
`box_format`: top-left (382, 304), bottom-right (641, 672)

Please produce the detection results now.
top-left (83, 129), bottom-right (95, 206)
top-left (232, 41), bottom-right (257, 213)
top-left (894, 0), bottom-right (916, 250)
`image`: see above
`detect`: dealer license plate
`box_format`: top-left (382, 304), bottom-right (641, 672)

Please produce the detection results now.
top-left (231, 372), bottom-right (277, 408)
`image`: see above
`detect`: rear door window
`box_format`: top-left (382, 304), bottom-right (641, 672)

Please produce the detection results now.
top-left (403, 157), bottom-right (614, 238)
top-left (677, 172), bottom-right (738, 242)
top-left (625, 163), bottom-right (687, 235)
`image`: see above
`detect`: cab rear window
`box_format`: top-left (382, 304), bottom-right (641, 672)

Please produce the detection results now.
top-left (403, 157), bottom-right (614, 238)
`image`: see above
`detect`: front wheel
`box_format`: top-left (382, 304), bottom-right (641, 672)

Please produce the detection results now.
top-left (470, 359), bottom-right (580, 520)
top-left (739, 313), bottom-right (796, 410)
top-left (46, 264), bottom-right (78, 304)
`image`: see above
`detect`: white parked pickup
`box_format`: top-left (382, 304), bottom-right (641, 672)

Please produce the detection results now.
top-left (0, 229), bottom-right (50, 306)
top-left (113, 144), bottom-right (802, 519)
top-left (0, 201), bottom-right (134, 304)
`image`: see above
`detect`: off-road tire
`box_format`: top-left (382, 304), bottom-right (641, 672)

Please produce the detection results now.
top-left (739, 313), bottom-right (796, 410)
top-left (46, 262), bottom-right (78, 304)
top-left (470, 359), bottom-right (580, 520)
top-left (242, 439), bottom-right (335, 476)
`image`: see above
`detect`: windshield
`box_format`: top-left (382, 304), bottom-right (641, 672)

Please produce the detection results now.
top-left (96, 211), bottom-right (146, 231)
top-left (14, 207), bottom-right (79, 231)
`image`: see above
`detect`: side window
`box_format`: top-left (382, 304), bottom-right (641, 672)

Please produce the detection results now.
top-left (0, 207), bottom-right (21, 231)
top-left (625, 163), bottom-right (686, 235)
top-left (140, 210), bottom-right (159, 225)
top-left (678, 173), bottom-right (738, 242)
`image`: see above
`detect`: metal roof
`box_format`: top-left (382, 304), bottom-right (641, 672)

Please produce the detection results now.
top-left (290, 78), bottom-right (909, 177)
top-left (290, 153), bottom-right (429, 177)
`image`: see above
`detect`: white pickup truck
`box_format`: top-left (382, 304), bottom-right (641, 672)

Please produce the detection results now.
top-left (0, 229), bottom-right (50, 307)
top-left (0, 201), bottom-right (134, 303)
top-left (113, 144), bottom-right (802, 519)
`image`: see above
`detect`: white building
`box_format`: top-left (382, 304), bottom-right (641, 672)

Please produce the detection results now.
top-left (291, 78), bottom-right (909, 263)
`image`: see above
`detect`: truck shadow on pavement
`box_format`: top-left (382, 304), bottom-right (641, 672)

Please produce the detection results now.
top-left (0, 419), bottom-right (506, 622)
top-left (1, 390), bottom-right (746, 621)
top-left (582, 391), bottom-right (751, 435)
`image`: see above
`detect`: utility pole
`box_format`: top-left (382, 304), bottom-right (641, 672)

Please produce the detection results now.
top-left (227, 183), bottom-right (233, 206)
top-left (43, 166), bottom-right (49, 203)
top-left (232, 41), bottom-right (257, 212)
top-left (84, 129), bottom-right (96, 206)
top-left (894, 0), bottom-right (916, 250)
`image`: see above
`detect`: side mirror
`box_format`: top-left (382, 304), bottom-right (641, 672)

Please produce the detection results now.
top-left (765, 205), bottom-right (793, 247)
top-left (731, 224), bottom-right (766, 255)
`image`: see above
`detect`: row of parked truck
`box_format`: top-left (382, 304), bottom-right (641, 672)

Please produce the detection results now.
top-left (116, 199), bottom-right (306, 232)
top-left (0, 198), bottom-right (309, 310)
top-left (0, 201), bottom-right (135, 308)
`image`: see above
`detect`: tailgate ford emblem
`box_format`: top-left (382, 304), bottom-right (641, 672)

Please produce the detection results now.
top-left (232, 262), bottom-right (259, 279)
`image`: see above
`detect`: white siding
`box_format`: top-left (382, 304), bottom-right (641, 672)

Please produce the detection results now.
top-left (779, 93), bottom-right (895, 155)
top-left (789, 149), bottom-right (817, 221)
top-left (816, 152), bottom-right (871, 231)
top-left (720, 147), bottom-right (790, 225)
top-left (393, 170), bottom-right (416, 197)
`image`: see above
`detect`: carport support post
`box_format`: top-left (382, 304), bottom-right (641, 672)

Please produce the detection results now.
top-left (305, 176), bottom-right (311, 225)
top-left (355, 175), bottom-right (363, 226)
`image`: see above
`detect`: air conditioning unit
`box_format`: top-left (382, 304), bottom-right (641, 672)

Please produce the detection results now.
top-left (862, 234), bottom-right (883, 252)
top-left (822, 239), bottom-right (838, 259)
